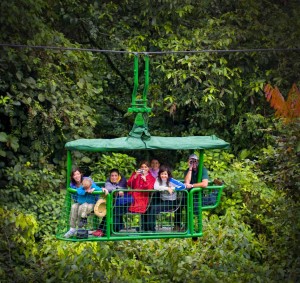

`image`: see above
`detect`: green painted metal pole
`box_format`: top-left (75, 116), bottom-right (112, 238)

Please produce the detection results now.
top-left (188, 189), bottom-right (193, 234)
top-left (189, 189), bottom-right (203, 236)
top-left (106, 193), bottom-right (112, 239)
top-left (198, 149), bottom-right (204, 182)
top-left (65, 150), bottom-right (72, 231)
top-left (131, 54), bottom-right (139, 107)
top-left (66, 150), bottom-right (72, 187)
top-left (197, 149), bottom-right (204, 234)
top-left (142, 54), bottom-right (149, 105)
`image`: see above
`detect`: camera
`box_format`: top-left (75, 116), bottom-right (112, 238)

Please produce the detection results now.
top-left (137, 169), bottom-right (144, 174)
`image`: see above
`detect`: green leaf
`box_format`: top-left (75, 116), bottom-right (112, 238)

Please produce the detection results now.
top-left (77, 78), bottom-right (85, 89)
top-left (0, 149), bottom-right (6, 157)
top-left (81, 156), bottom-right (91, 163)
top-left (16, 71), bottom-right (23, 81)
top-left (38, 93), bottom-right (45, 102)
top-left (7, 136), bottom-right (19, 151)
top-left (0, 132), bottom-right (8, 142)
top-left (296, 142), bottom-right (300, 152)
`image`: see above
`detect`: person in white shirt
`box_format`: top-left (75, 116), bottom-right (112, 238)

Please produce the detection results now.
top-left (146, 165), bottom-right (185, 232)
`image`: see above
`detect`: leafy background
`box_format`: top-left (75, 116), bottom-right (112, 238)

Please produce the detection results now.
top-left (0, 0), bottom-right (299, 282)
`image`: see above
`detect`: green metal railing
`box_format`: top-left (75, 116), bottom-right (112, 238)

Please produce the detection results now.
top-left (56, 184), bottom-right (224, 242)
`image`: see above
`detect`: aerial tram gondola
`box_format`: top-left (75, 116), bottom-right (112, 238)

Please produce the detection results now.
top-left (56, 54), bottom-right (229, 242)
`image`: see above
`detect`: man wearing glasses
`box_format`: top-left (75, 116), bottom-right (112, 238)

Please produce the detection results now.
top-left (173, 154), bottom-right (209, 232)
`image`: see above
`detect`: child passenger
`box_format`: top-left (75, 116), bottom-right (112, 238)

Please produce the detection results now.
top-left (146, 166), bottom-right (185, 231)
top-left (69, 167), bottom-right (103, 202)
top-left (64, 178), bottom-right (102, 238)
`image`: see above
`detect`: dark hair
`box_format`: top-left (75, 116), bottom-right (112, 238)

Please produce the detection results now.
top-left (109, 168), bottom-right (120, 175)
top-left (70, 167), bottom-right (83, 184)
top-left (139, 160), bottom-right (150, 168)
top-left (157, 165), bottom-right (172, 186)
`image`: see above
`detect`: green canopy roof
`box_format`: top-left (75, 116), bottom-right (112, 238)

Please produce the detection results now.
top-left (65, 135), bottom-right (230, 152)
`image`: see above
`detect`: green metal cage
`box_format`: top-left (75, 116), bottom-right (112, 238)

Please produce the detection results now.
top-left (56, 54), bottom-right (229, 241)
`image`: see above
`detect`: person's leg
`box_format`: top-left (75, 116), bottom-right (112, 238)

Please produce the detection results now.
top-left (64, 203), bottom-right (79, 238)
top-left (77, 203), bottom-right (86, 227)
top-left (119, 206), bottom-right (128, 231)
top-left (147, 199), bottom-right (165, 231)
top-left (78, 203), bottom-right (94, 227)
top-left (147, 205), bottom-right (155, 231)
top-left (97, 216), bottom-right (106, 232)
top-left (113, 206), bottom-right (120, 232)
top-left (114, 206), bottom-right (128, 232)
top-left (202, 190), bottom-right (218, 206)
top-left (157, 200), bottom-right (177, 230)
top-left (80, 203), bottom-right (94, 217)
top-left (141, 191), bottom-right (158, 231)
top-left (161, 200), bottom-right (177, 212)
top-left (69, 203), bottom-right (79, 228)
top-left (141, 213), bottom-right (148, 231)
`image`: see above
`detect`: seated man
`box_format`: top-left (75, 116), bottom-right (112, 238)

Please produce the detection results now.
top-left (173, 154), bottom-right (209, 231)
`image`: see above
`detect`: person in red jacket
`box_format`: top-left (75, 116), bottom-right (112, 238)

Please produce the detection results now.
top-left (127, 160), bottom-right (155, 231)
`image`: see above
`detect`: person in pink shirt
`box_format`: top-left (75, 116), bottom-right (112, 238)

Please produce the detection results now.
top-left (149, 158), bottom-right (160, 178)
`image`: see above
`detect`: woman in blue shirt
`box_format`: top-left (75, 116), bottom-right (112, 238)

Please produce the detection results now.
top-left (64, 169), bottom-right (103, 238)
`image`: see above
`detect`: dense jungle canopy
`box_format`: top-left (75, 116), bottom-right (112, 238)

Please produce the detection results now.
top-left (0, 0), bottom-right (299, 282)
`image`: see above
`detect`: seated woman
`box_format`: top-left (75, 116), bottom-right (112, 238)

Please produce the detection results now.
top-left (127, 160), bottom-right (155, 230)
top-left (69, 167), bottom-right (99, 202)
top-left (146, 165), bottom-right (185, 231)
top-left (64, 178), bottom-right (102, 238)
top-left (93, 168), bottom-right (128, 236)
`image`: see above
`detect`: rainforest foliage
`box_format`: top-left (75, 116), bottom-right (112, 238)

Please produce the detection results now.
top-left (0, 0), bottom-right (299, 282)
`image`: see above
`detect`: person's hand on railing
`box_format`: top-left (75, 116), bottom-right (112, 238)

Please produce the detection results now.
top-left (86, 188), bottom-right (95, 193)
top-left (185, 183), bottom-right (193, 189)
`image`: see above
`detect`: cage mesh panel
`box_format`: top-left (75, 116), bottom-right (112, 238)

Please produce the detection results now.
top-left (56, 186), bottom-right (224, 241)
top-left (56, 191), bottom-right (102, 237)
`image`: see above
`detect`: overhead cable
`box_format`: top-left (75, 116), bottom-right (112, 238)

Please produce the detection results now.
top-left (0, 43), bottom-right (299, 55)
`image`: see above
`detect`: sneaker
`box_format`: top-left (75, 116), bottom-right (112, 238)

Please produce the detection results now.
top-left (78, 218), bottom-right (87, 228)
top-left (64, 229), bottom-right (76, 238)
top-left (92, 229), bottom-right (104, 237)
